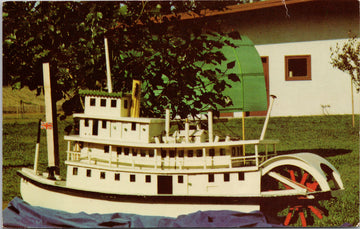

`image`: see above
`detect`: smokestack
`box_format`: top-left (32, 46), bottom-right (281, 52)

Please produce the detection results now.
top-left (104, 37), bottom-right (113, 93)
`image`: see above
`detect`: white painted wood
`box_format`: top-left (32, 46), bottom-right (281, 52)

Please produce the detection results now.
top-left (104, 37), bottom-right (112, 93)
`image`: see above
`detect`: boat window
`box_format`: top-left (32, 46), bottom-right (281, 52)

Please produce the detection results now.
top-left (237, 146), bottom-right (243, 156)
top-left (86, 169), bottom-right (91, 177)
top-left (178, 150), bottom-right (184, 158)
top-left (178, 175), bottom-right (184, 183)
top-left (131, 122), bottom-right (136, 131)
top-left (130, 174), bottom-right (136, 182)
top-left (115, 173), bottom-right (120, 181)
top-left (140, 150), bottom-right (146, 157)
top-left (224, 173), bottom-right (230, 182)
top-left (169, 150), bottom-right (175, 158)
top-left (102, 120), bottom-right (107, 129)
top-left (90, 98), bottom-right (96, 106)
top-left (117, 147), bottom-right (122, 156)
top-left (209, 148), bottom-right (215, 157)
top-left (85, 119), bottom-right (89, 127)
top-left (146, 175), bottom-right (151, 183)
top-left (188, 150), bottom-right (193, 157)
top-left (208, 174), bottom-right (214, 183)
top-left (196, 149), bottom-right (203, 157)
top-left (220, 148), bottom-right (226, 156)
top-left (111, 99), bottom-right (117, 108)
top-left (124, 148), bottom-right (130, 155)
top-left (73, 167), bottom-right (78, 175)
top-left (104, 145), bottom-right (109, 153)
top-left (232, 147), bottom-right (236, 157)
top-left (238, 172), bottom-right (244, 181)
top-left (100, 172), bottom-right (106, 179)
top-left (101, 99), bottom-right (106, 107)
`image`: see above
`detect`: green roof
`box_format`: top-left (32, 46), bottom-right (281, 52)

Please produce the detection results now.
top-left (78, 89), bottom-right (129, 98)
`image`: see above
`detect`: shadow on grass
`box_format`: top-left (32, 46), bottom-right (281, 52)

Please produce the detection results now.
top-left (276, 148), bottom-right (352, 158)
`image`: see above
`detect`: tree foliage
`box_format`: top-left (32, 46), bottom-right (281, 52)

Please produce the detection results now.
top-left (330, 32), bottom-right (360, 91)
top-left (3, 1), bottom-right (241, 119)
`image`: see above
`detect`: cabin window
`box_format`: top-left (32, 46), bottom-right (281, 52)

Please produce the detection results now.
top-left (238, 172), bottom-right (245, 181)
top-left (178, 150), bottom-right (184, 158)
top-left (178, 175), bottom-right (184, 183)
top-left (104, 145), bottom-right (109, 153)
top-left (100, 172), bottom-right (106, 179)
top-left (169, 150), bottom-right (175, 158)
top-left (209, 148), bottom-right (215, 157)
top-left (73, 167), bottom-right (78, 175)
top-left (140, 150), bottom-right (146, 157)
top-left (111, 99), bottom-right (117, 108)
top-left (90, 98), bottom-right (96, 106)
top-left (188, 150), bottom-right (194, 158)
top-left (285, 55), bottom-right (311, 81)
top-left (117, 147), bottom-right (122, 156)
top-left (232, 147), bottom-right (236, 157)
top-left (86, 169), bottom-right (91, 177)
top-left (146, 175), bottom-right (151, 183)
top-left (124, 148), bottom-right (130, 155)
top-left (224, 173), bottom-right (230, 182)
top-left (237, 146), bottom-right (243, 156)
top-left (208, 174), bottom-right (214, 183)
top-left (102, 120), bottom-right (107, 129)
top-left (101, 99), bottom-right (106, 107)
top-left (115, 173), bottom-right (120, 181)
top-left (220, 148), bottom-right (226, 156)
top-left (92, 120), bottom-right (98, 136)
top-left (132, 149), bottom-right (137, 156)
top-left (131, 122), bottom-right (136, 131)
top-left (85, 119), bottom-right (89, 127)
top-left (130, 174), bottom-right (136, 182)
top-left (196, 149), bottom-right (203, 157)
top-left (124, 99), bottom-right (128, 109)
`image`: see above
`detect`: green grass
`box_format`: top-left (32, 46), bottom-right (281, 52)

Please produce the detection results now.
top-left (2, 115), bottom-right (359, 226)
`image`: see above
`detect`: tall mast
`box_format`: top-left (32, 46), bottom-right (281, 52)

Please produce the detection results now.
top-left (42, 62), bottom-right (60, 179)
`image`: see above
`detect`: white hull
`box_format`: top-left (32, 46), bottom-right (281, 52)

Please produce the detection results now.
top-left (19, 171), bottom-right (259, 217)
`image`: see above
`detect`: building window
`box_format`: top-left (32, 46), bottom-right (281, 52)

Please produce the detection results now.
top-left (285, 55), bottom-right (311, 81)
top-left (100, 99), bottom-right (106, 107)
top-left (188, 150), bottom-right (193, 158)
top-left (130, 174), bottom-right (136, 182)
top-left (161, 150), bottom-right (167, 158)
top-left (102, 120), bottom-right (107, 129)
top-left (124, 99), bottom-right (128, 109)
top-left (224, 173), bottom-right (230, 182)
top-left (209, 148), bottom-right (215, 157)
top-left (196, 149), bottom-right (203, 157)
top-left (85, 119), bottom-right (89, 127)
top-left (73, 167), bottom-right (78, 175)
top-left (178, 175), bottom-right (184, 183)
top-left (169, 150), bottom-right (175, 158)
top-left (115, 173), bottom-right (120, 181)
top-left (146, 175), bottom-right (151, 183)
top-left (131, 122), bottom-right (136, 131)
top-left (238, 172), bottom-right (245, 181)
top-left (100, 172), bottom-right (106, 179)
top-left (117, 147), bottom-right (122, 156)
top-left (208, 174), bottom-right (214, 183)
top-left (220, 148), bottom-right (226, 156)
top-left (149, 150), bottom-right (154, 157)
top-left (132, 148), bottom-right (137, 156)
top-left (86, 169), bottom-right (91, 177)
top-left (111, 99), bottom-right (117, 108)
top-left (104, 145), bottom-right (109, 153)
top-left (124, 148), bottom-right (130, 155)
top-left (178, 150), bottom-right (184, 158)
top-left (140, 150), bottom-right (146, 157)
top-left (90, 98), bottom-right (96, 106)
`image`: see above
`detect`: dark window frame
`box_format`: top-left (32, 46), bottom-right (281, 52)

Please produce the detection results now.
top-left (285, 55), bottom-right (311, 81)
top-left (100, 98), bottom-right (107, 107)
top-left (90, 98), bottom-right (96, 106)
top-left (100, 171), bottom-right (106, 179)
top-left (86, 169), bottom-right (91, 177)
top-left (111, 99), bottom-right (117, 108)
top-left (208, 174), bottom-right (215, 183)
top-left (115, 173), bottom-right (120, 181)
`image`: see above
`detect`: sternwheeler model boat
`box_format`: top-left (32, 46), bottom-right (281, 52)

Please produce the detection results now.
top-left (18, 37), bottom-right (344, 227)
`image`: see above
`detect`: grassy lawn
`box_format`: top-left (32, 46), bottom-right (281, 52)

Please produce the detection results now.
top-left (2, 115), bottom-right (359, 226)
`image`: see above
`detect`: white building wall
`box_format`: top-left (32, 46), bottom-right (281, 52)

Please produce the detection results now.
top-left (256, 39), bottom-right (360, 117)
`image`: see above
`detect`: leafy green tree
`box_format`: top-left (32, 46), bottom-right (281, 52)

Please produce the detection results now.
top-left (3, 1), bottom-right (240, 119)
top-left (330, 33), bottom-right (360, 91)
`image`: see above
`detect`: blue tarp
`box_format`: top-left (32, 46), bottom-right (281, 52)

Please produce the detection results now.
top-left (3, 197), bottom-right (282, 228)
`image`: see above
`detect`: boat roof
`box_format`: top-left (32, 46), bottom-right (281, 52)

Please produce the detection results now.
top-left (79, 89), bottom-right (131, 98)
top-left (73, 113), bottom-right (165, 123)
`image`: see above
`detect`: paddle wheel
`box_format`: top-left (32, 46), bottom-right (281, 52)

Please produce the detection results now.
top-left (260, 153), bottom-right (343, 226)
